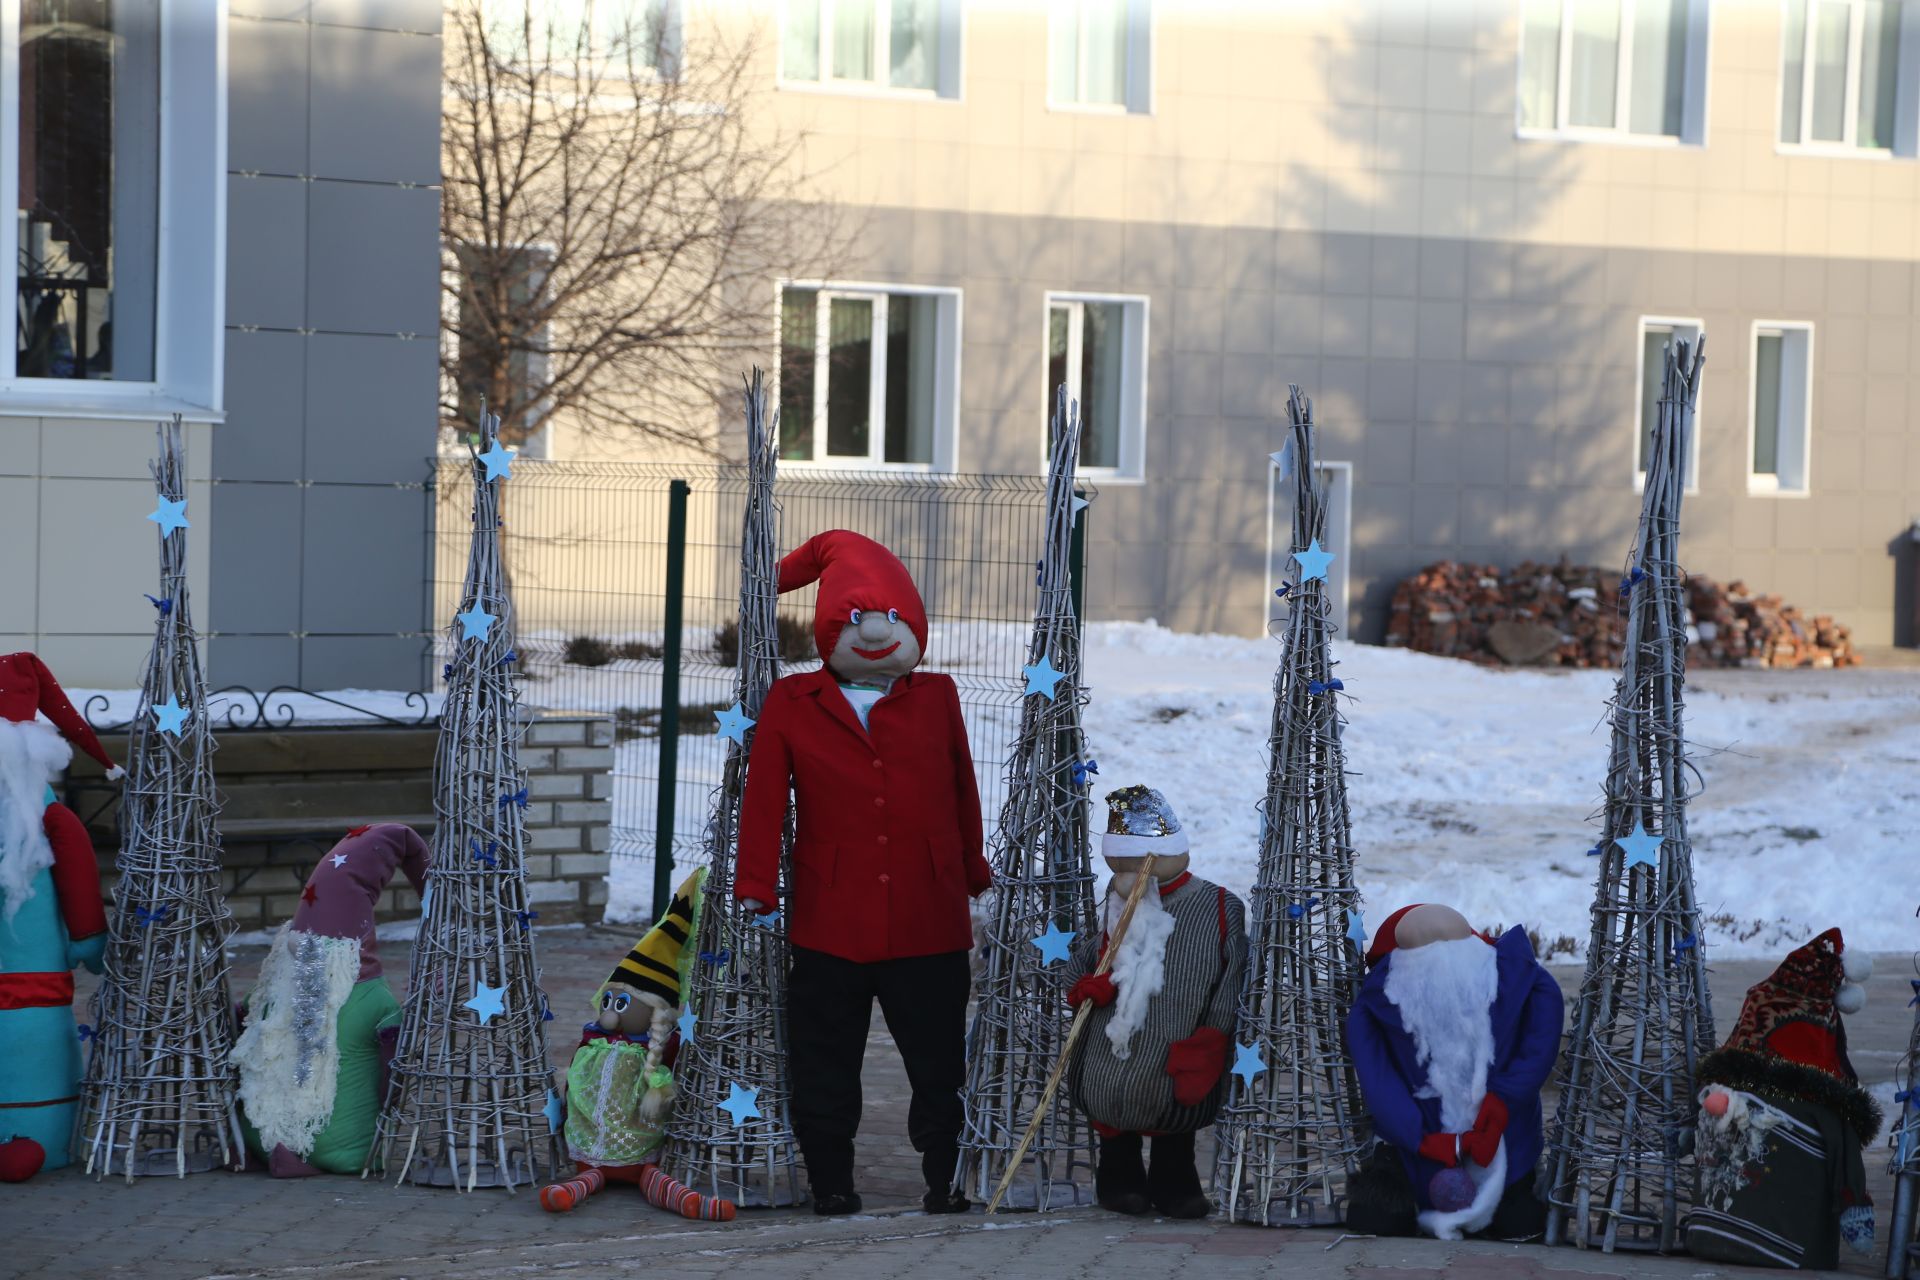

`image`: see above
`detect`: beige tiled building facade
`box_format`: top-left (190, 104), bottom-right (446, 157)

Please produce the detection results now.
top-left (564, 0), bottom-right (1920, 646)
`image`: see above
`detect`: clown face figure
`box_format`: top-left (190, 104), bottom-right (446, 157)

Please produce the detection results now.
top-left (829, 606), bottom-right (922, 686)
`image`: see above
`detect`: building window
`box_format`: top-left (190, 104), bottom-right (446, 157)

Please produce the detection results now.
top-left (780, 0), bottom-right (960, 97)
top-left (1749, 323), bottom-right (1814, 495)
top-left (1048, 0), bottom-right (1151, 112)
top-left (1044, 293), bottom-right (1147, 477)
top-left (1518, 0), bottom-right (1709, 143)
top-left (778, 284), bottom-right (959, 468)
top-left (1779, 0), bottom-right (1919, 155)
top-left (450, 244), bottom-right (553, 445)
top-left (1636, 317), bottom-right (1703, 488)
top-left (0, 0), bottom-right (223, 417)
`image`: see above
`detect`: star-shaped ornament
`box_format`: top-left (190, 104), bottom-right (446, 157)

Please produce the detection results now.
top-left (1615, 821), bottom-right (1664, 870)
top-left (750, 908), bottom-right (783, 931)
top-left (456, 605), bottom-right (496, 644)
top-left (714, 702), bottom-right (755, 744)
top-left (300, 883), bottom-right (318, 906)
top-left (1346, 908), bottom-right (1367, 949)
top-left (477, 442), bottom-right (516, 483)
top-left (1023, 654), bottom-right (1065, 700)
top-left (1232, 1041), bottom-right (1267, 1086)
top-left (151, 697), bottom-right (190, 736)
top-left (331, 853), bottom-right (349, 868)
top-left (1070, 493), bottom-right (1091, 517)
top-left (465, 981), bottom-right (507, 1026)
top-left (1271, 439), bottom-right (1295, 480)
top-left (1293, 538), bottom-right (1335, 583)
top-left (719, 1082), bottom-right (760, 1127)
top-left (1031, 921), bottom-right (1075, 966)
top-left (147, 496), bottom-right (190, 537)
top-left (677, 1010), bottom-right (697, 1044)
top-left (543, 1089), bottom-right (566, 1133)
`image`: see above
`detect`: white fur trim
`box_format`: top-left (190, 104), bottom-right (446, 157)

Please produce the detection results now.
top-left (1417, 1139), bottom-right (1508, 1239)
top-left (1100, 829), bottom-right (1190, 859)
top-left (1102, 885), bottom-right (1177, 1060)
top-left (230, 925), bottom-right (362, 1158)
top-left (0, 718), bottom-right (73, 918)
top-left (1384, 935), bottom-right (1498, 1133)
top-left (1835, 981), bottom-right (1865, 1015)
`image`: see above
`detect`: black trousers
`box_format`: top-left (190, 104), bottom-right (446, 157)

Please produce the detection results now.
top-left (788, 945), bottom-right (971, 1195)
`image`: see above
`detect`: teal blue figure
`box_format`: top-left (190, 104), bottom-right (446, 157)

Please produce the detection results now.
top-left (0, 651), bottom-right (123, 1181)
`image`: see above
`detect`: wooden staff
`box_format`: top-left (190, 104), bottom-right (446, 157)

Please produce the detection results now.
top-left (987, 854), bottom-right (1159, 1214)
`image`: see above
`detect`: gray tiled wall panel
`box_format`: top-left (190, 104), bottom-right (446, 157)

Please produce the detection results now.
top-left (303, 335), bottom-right (439, 485)
top-left (218, 330), bottom-right (307, 482)
top-left (309, 25), bottom-right (441, 185)
top-left (208, 481), bottom-right (304, 633)
top-left (299, 485), bottom-right (428, 635)
top-left (305, 181), bottom-right (441, 335)
top-left (228, 16), bottom-right (308, 175)
top-left (226, 175), bottom-right (307, 329)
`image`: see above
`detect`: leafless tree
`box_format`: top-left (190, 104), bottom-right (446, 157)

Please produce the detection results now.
top-left (442, 0), bottom-right (848, 450)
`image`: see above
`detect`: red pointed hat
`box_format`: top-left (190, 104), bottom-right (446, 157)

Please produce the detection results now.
top-left (778, 531), bottom-right (928, 662)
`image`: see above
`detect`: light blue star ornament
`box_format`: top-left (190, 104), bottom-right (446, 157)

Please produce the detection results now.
top-left (465, 981), bottom-right (507, 1026)
top-left (1615, 822), bottom-right (1664, 870)
top-left (1271, 438), bottom-right (1294, 480)
top-left (719, 1082), bottom-right (761, 1127)
top-left (677, 1010), bottom-right (697, 1044)
top-left (543, 1089), bottom-right (566, 1133)
top-left (1031, 921), bottom-right (1075, 966)
top-left (331, 853), bottom-right (349, 868)
top-left (714, 702), bottom-right (755, 744)
top-left (1024, 654), bottom-right (1066, 700)
top-left (1232, 1041), bottom-right (1267, 1086)
top-left (151, 697), bottom-right (190, 736)
top-left (456, 605), bottom-right (496, 644)
top-left (1346, 908), bottom-right (1366, 949)
top-left (477, 442), bottom-right (516, 483)
top-left (1071, 493), bottom-right (1091, 517)
top-left (147, 497), bottom-right (190, 537)
top-left (1293, 538), bottom-right (1334, 583)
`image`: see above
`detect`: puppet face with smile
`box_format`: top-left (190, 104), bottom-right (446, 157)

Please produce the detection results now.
top-left (829, 606), bottom-right (922, 683)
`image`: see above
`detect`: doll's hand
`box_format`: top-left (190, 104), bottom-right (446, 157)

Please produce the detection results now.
top-left (1417, 1131), bottom-right (1461, 1168)
top-left (1461, 1093), bottom-right (1508, 1167)
top-left (741, 898), bottom-right (769, 914)
top-left (105, 765), bottom-right (125, 782)
top-left (1164, 1026), bottom-right (1228, 1106)
top-left (1067, 973), bottom-right (1117, 1009)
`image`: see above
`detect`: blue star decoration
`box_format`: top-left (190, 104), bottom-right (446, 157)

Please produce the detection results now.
top-left (1031, 921), bottom-right (1075, 966)
top-left (677, 1010), bottom-right (698, 1043)
top-left (1232, 1041), bottom-right (1267, 1086)
top-left (331, 853), bottom-right (349, 868)
top-left (477, 442), bottom-right (516, 483)
top-left (147, 496), bottom-right (190, 537)
top-left (719, 1082), bottom-right (761, 1127)
top-left (1024, 654), bottom-right (1066, 700)
top-left (543, 1089), bottom-right (566, 1133)
top-left (465, 981), bottom-right (507, 1026)
top-left (714, 702), bottom-right (755, 744)
top-left (1070, 493), bottom-right (1091, 517)
top-left (1346, 908), bottom-right (1366, 949)
top-left (750, 908), bottom-right (783, 931)
top-left (1614, 821), bottom-right (1664, 870)
top-left (1270, 439), bottom-right (1294, 480)
top-left (150, 696), bottom-right (190, 736)
top-left (1293, 538), bottom-right (1335, 583)
top-left (456, 605), bottom-right (496, 644)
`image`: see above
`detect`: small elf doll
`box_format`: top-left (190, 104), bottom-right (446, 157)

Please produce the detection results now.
top-left (1686, 927), bottom-right (1879, 1270)
top-left (230, 823), bottom-right (428, 1176)
top-left (541, 868), bottom-right (734, 1220)
top-left (1344, 903), bottom-right (1564, 1241)
top-left (1064, 786), bottom-right (1248, 1220)
top-left (0, 651), bottom-right (123, 1182)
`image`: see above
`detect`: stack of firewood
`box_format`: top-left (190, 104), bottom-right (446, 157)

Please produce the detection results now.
top-left (1384, 560), bottom-right (1856, 669)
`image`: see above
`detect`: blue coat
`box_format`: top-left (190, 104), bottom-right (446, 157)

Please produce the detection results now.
top-left (1345, 927), bottom-right (1564, 1208)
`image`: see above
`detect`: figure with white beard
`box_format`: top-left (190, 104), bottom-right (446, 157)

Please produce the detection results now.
top-left (1344, 903), bottom-right (1565, 1241)
top-left (1064, 786), bottom-right (1247, 1219)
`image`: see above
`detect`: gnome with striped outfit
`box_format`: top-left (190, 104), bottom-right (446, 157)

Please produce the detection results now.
top-left (1064, 785), bottom-right (1248, 1219)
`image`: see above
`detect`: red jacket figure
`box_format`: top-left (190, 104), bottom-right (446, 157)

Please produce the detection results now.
top-left (733, 530), bottom-right (989, 1216)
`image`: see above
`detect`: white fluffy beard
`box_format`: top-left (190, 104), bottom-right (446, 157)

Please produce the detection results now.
top-left (1383, 936), bottom-right (1498, 1133)
top-left (230, 924), bottom-right (361, 1158)
top-left (1101, 884), bottom-right (1177, 1060)
top-left (0, 718), bottom-right (72, 919)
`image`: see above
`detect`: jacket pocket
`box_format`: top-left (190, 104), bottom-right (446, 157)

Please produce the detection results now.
top-left (793, 841), bottom-right (837, 888)
top-left (926, 834), bottom-right (964, 883)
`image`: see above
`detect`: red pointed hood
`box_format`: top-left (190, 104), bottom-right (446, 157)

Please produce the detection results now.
top-left (778, 531), bottom-right (928, 663)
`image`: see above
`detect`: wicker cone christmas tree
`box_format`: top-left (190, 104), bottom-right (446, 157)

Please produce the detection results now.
top-left (78, 416), bottom-right (246, 1180)
top-left (659, 370), bottom-right (804, 1208)
top-left (1888, 970), bottom-right (1920, 1280)
top-left (1540, 337), bottom-right (1715, 1252)
top-left (369, 408), bottom-right (560, 1191)
top-left (955, 388), bottom-right (1099, 1210)
top-left (1211, 385), bottom-right (1367, 1226)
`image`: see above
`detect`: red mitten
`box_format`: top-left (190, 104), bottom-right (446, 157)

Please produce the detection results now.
top-left (1417, 1131), bottom-right (1461, 1168)
top-left (1067, 973), bottom-right (1117, 1009)
top-left (1163, 1025), bottom-right (1229, 1106)
top-left (1461, 1093), bottom-right (1508, 1168)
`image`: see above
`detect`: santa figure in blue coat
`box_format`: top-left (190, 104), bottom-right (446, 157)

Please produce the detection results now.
top-left (1345, 903), bottom-right (1565, 1241)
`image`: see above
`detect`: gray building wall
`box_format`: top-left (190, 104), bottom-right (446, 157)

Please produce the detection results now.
top-left (215, 0), bottom-right (444, 689)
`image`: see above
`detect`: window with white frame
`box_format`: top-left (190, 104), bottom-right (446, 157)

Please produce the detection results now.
top-left (1048, 0), bottom-right (1151, 112)
top-left (451, 243), bottom-right (554, 443)
top-left (1750, 323), bottom-right (1814, 495)
top-left (781, 0), bottom-right (960, 97)
top-left (1045, 294), bottom-right (1146, 476)
top-left (778, 284), bottom-right (958, 468)
top-left (1779, 0), bottom-right (1920, 155)
top-left (1636, 318), bottom-right (1703, 486)
top-left (1518, 0), bottom-right (1710, 142)
top-left (2, 0), bottom-right (222, 416)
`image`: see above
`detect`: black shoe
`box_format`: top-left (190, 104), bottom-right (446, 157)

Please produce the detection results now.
top-left (812, 1190), bottom-right (863, 1216)
top-left (1096, 1132), bottom-right (1151, 1216)
top-left (922, 1187), bottom-right (971, 1214)
top-left (1147, 1132), bottom-right (1211, 1219)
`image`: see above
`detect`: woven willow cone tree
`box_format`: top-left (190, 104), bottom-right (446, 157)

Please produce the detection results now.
top-left (79, 416), bottom-right (245, 1180)
top-left (1211, 386), bottom-right (1366, 1226)
top-left (1540, 338), bottom-right (1715, 1252)
top-left (1889, 977), bottom-right (1920, 1280)
top-left (660, 370), bottom-right (803, 1208)
top-left (955, 387), bottom-right (1098, 1210)
top-left (370, 408), bottom-right (560, 1191)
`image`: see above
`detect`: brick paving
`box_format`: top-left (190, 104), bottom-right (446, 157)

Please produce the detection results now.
top-left (6, 928), bottom-right (1911, 1279)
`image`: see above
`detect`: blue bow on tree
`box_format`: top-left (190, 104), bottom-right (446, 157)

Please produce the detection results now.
top-left (1286, 896), bottom-right (1321, 919)
top-left (1585, 841), bottom-right (1605, 857)
top-left (1619, 566), bottom-right (1647, 595)
top-left (496, 650), bottom-right (518, 667)
top-left (1273, 582), bottom-right (1293, 600)
top-left (76, 1023), bottom-right (95, 1041)
top-left (498, 787), bottom-right (530, 809)
top-left (515, 909), bottom-right (538, 930)
top-left (470, 839), bottom-right (498, 868)
top-left (143, 594), bottom-right (172, 615)
top-left (1071, 759), bottom-right (1099, 787)
top-left (1909, 979), bottom-right (1920, 1008)
top-left (700, 948), bottom-right (731, 968)
top-left (1673, 932), bottom-right (1698, 955)
top-left (540, 1000), bottom-right (555, 1023)
top-left (135, 905), bottom-right (170, 928)
top-left (443, 664), bottom-right (455, 680)
top-left (1308, 678), bottom-right (1345, 696)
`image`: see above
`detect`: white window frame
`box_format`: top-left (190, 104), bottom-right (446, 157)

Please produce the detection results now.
top-left (1515, 0), bottom-right (1712, 146)
top-left (776, 0), bottom-right (964, 101)
top-left (1776, 0), bottom-right (1920, 158)
top-left (0, 0), bottom-right (224, 421)
top-left (1634, 316), bottom-right (1704, 495)
top-left (1746, 320), bottom-right (1815, 498)
top-left (775, 279), bottom-right (961, 473)
top-left (1041, 291), bottom-right (1148, 482)
top-left (1046, 0), bottom-right (1153, 115)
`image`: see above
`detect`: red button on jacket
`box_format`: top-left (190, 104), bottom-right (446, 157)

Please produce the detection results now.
top-left (736, 667), bottom-right (991, 963)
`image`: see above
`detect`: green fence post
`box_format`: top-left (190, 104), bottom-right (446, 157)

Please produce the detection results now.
top-left (653, 479), bottom-right (690, 922)
top-left (1070, 488), bottom-right (1089, 634)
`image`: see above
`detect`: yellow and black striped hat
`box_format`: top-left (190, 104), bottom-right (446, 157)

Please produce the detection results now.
top-left (604, 868), bottom-right (703, 1006)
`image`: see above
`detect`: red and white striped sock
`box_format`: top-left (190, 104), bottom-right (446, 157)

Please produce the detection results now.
top-left (540, 1165), bottom-right (606, 1212)
top-left (639, 1163), bottom-right (737, 1221)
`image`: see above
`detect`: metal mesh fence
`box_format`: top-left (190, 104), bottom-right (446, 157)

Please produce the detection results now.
top-left (430, 459), bottom-right (1069, 919)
